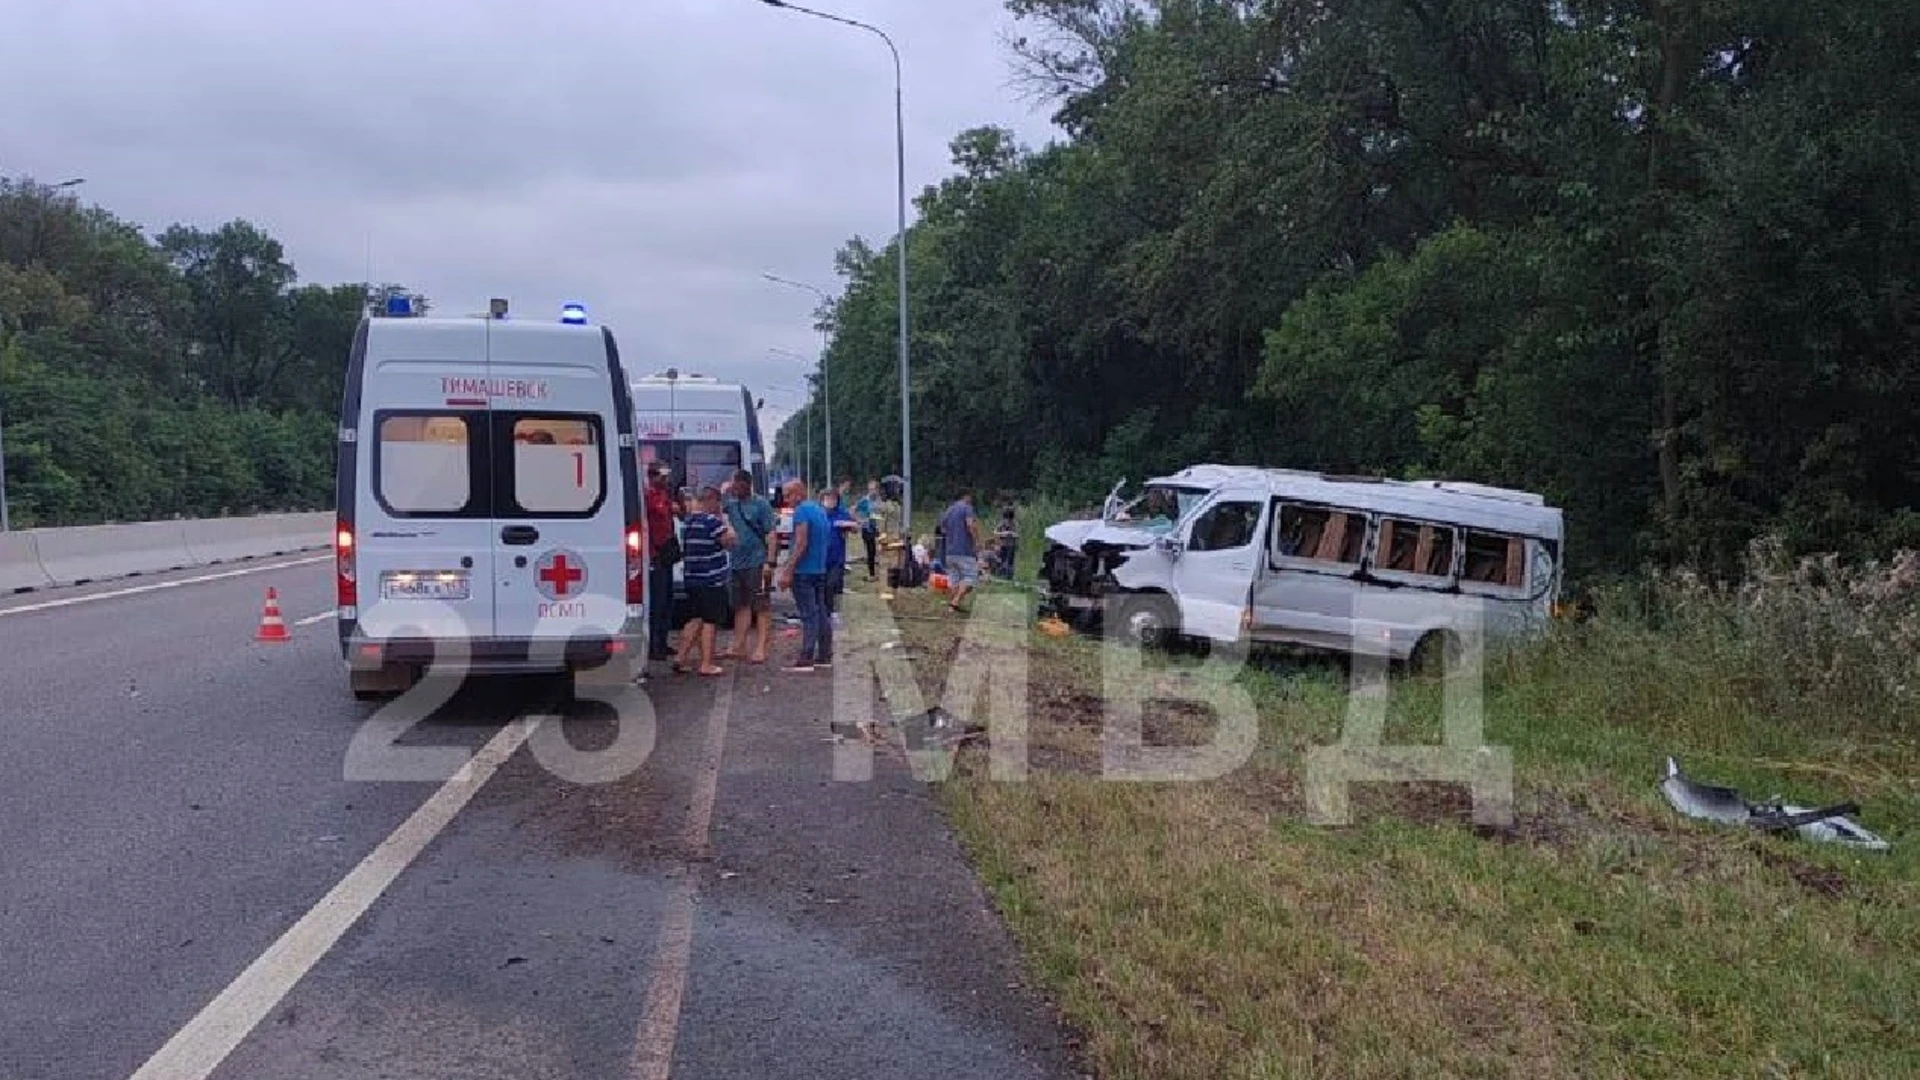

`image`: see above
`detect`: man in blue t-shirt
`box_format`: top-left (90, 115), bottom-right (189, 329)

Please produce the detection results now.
top-left (937, 490), bottom-right (982, 612)
top-left (775, 478), bottom-right (833, 671)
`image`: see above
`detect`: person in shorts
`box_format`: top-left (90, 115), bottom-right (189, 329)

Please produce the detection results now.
top-left (722, 469), bottom-right (776, 664)
top-left (673, 486), bottom-right (733, 676)
top-left (937, 490), bottom-right (982, 613)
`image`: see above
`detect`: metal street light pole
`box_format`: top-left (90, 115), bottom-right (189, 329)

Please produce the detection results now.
top-left (759, 0), bottom-right (911, 538)
top-left (768, 349), bottom-right (816, 488)
top-left (762, 271), bottom-right (834, 487)
top-left (762, 380), bottom-right (808, 482)
top-left (760, 380), bottom-right (806, 476)
top-left (0, 383), bottom-right (11, 532)
top-left (1, 176), bottom-right (87, 532)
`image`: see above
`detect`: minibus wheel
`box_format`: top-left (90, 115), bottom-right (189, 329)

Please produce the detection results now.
top-left (1116, 594), bottom-right (1179, 650)
top-left (1407, 630), bottom-right (1461, 677)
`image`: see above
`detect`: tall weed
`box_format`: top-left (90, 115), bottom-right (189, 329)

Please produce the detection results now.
top-left (1508, 538), bottom-right (1919, 745)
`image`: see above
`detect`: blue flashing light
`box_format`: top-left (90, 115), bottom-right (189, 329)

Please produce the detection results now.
top-left (384, 294), bottom-right (412, 317)
top-left (560, 302), bottom-right (589, 325)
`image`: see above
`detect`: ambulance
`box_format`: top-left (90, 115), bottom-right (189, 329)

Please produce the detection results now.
top-left (333, 297), bottom-right (647, 700)
top-left (630, 369), bottom-right (768, 622)
top-left (630, 370), bottom-right (767, 496)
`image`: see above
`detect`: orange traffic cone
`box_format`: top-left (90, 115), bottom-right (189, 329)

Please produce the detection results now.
top-left (256, 587), bottom-right (291, 643)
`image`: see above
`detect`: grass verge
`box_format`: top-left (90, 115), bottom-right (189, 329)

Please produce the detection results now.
top-left (858, 569), bottom-right (1920, 1080)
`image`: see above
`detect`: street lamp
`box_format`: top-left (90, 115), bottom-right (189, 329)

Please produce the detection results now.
top-left (759, 0), bottom-right (913, 540)
top-left (1, 176), bottom-right (86, 532)
top-left (763, 271), bottom-right (835, 487)
top-left (762, 382), bottom-right (809, 480)
top-left (768, 348), bottom-right (816, 487)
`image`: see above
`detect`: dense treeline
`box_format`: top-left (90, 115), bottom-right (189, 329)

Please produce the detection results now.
top-left (0, 177), bottom-right (419, 526)
top-left (787, 0), bottom-right (1920, 577)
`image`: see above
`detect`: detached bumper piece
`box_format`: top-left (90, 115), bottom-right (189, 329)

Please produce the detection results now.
top-left (1659, 757), bottom-right (1890, 851)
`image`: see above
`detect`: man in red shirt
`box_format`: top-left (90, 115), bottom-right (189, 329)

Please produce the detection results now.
top-left (645, 461), bottom-right (679, 660)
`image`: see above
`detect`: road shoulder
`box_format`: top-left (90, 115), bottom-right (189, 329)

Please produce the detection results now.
top-left (665, 650), bottom-right (1084, 1080)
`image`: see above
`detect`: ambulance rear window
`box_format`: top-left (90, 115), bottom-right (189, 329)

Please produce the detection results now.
top-left (376, 412), bottom-right (477, 515)
top-left (638, 439), bottom-right (741, 494)
top-left (506, 415), bottom-right (604, 516)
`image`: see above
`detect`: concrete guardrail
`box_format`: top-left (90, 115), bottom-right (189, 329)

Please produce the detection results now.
top-left (0, 533), bottom-right (53, 593)
top-left (0, 512), bottom-right (331, 594)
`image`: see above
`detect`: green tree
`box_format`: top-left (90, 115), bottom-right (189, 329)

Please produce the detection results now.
top-left (1, 179), bottom-right (420, 526)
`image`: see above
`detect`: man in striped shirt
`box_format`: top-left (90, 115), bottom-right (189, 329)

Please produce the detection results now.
top-left (673, 486), bottom-right (734, 676)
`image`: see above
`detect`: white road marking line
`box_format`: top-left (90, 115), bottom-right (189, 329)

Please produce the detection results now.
top-left (630, 877), bottom-right (698, 1080)
top-left (0, 555), bottom-right (329, 620)
top-left (294, 611), bottom-right (334, 627)
top-left (629, 673), bottom-right (735, 1080)
top-left (125, 717), bottom-right (539, 1080)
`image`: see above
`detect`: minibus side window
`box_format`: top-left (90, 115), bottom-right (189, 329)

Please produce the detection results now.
top-left (1460, 529), bottom-right (1527, 590)
top-left (1374, 518), bottom-right (1457, 579)
top-left (1272, 503), bottom-right (1367, 568)
top-left (500, 413), bottom-right (606, 517)
top-left (1186, 501), bottom-right (1261, 552)
top-left (375, 411), bottom-right (479, 516)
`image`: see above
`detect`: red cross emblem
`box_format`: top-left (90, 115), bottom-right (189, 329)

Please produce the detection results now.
top-left (535, 549), bottom-right (586, 600)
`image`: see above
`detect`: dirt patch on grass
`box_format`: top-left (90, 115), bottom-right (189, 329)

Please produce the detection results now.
top-left (1039, 690), bottom-right (1107, 731)
top-left (1470, 787), bottom-right (1647, 851)
top-left (1353, 779), bottom-right (1479, 826)
top-left (1227, 764), bottom-right (1303, 817)
top-left (1754, 845), bottom-right (1853, 899)
top-left (1036, 690), bottom-right (1215, 741)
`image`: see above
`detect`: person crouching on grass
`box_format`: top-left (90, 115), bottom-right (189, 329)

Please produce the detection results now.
top-left (673, 486), bottom-right (734, 677)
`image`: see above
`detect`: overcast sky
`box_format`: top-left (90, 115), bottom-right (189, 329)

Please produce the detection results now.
top-left (1, 0), bottom-right (1061, 437)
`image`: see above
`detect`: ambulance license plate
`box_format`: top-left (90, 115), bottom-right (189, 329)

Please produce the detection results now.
top-left (380, 571), bottom-right (471, 601)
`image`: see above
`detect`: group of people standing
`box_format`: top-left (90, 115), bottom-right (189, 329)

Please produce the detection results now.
top-left (643, 466), bottom-right (899, 675)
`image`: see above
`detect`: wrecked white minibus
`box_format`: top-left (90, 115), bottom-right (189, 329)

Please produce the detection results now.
top-left (1039, 465), bottom-right (1260, 624)
top-left (1045, 467), bottom-right (1564, 667)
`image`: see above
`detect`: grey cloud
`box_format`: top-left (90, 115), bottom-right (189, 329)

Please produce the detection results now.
top-left (0, 0), bottom-right (1060, 435)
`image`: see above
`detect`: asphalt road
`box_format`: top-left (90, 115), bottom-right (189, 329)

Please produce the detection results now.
top-left (0, 557), bottom-right (1080, 1079)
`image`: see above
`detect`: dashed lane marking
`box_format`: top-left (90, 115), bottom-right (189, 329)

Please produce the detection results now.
top-left (629, 670), bottom-right (735, 1079)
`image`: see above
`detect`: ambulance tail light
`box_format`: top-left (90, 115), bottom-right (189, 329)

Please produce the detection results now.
top-left (336, 521), bottom-right (358, 612)
top-left (625, 521), bottom-right (645, 607)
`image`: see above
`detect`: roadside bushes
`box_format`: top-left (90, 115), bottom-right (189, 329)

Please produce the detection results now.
top-left (1508, 538), bottom-right (1920, 744)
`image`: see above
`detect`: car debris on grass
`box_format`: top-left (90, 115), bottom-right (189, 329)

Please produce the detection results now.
top-left (1659, 756), bottom-right (1891, 850)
